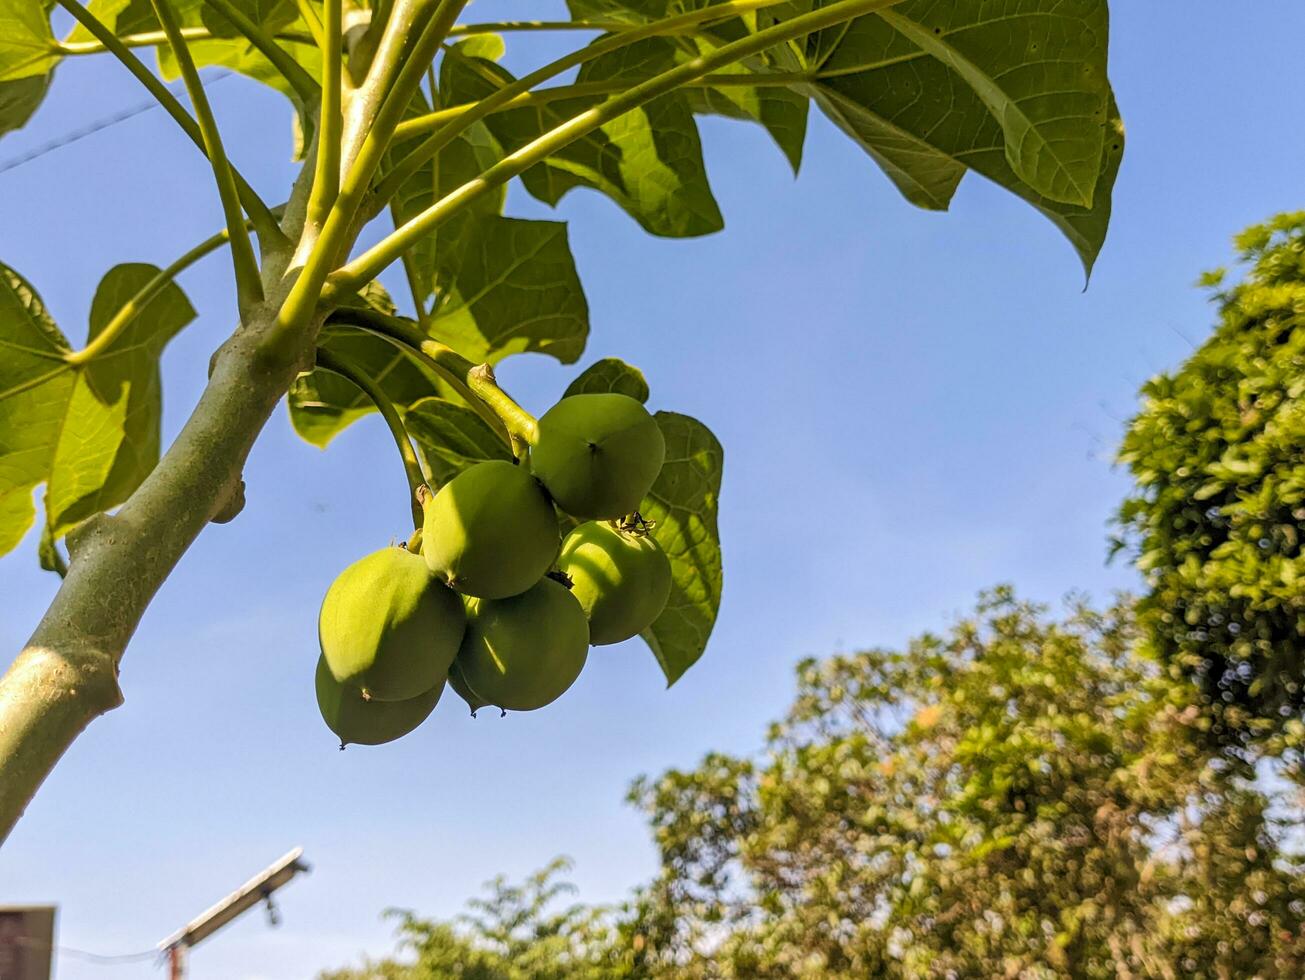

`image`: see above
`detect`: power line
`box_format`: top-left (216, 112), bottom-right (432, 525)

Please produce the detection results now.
top-left (14, 935), bottom-right (158, 966)
top-left (0, 70), bottom-right (235, 176)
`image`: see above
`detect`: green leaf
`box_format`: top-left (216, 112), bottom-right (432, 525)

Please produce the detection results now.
top-left (288, 326), bottom-right (440, 448)
top-left (875, 4), bottom-right (1107, 208)
top-left (640, 411), bottom-right (723, 685)
top-left (564, 358), bottom-right (650, 402)
top-left (0, 263), bottom-right (71, 554)
top-left (68, 0), bottom-right (202, 42)
top-left (0, 261), bottom-right (193, 556)
top-left (44, 264), bottom-right (194, 537)
top-left (388, 84), bottom-right (506, 305)
top-left (403, 396), bottom-right (512, 487)
top-left (812, 1), bottom-right (1117, 273)
top-left (811, 84), bottom-right (965, 210)
top-left (0, 0), bottom-right (58, 82)
top-left (425, 215), bottom-right (590, 366)
top-left (200, 0), bottom-right (297, 39)
top-left (0, 71), bottom-right (51, 141)
top-left (0, 0), bottom-right (58, 138)
top-left (442, 40), bottom-right (723, 238)
top-left (682, 73), bottom-right (808, 174)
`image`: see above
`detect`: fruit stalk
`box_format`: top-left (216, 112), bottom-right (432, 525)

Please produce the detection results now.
top-left (328, 308), bottom-right (538, 451)
top-left (313, 347), bottom-right (430, 527)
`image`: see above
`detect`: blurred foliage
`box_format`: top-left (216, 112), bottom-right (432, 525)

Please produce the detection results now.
top-left (320, 857), bottom-right (628, 980)
top-left (325, 591), bottom-right (1305, 979)
top-left (1116, 212), bottom-right (1305, 755)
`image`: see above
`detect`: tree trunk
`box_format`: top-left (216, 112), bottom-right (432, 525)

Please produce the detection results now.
top-left (0, 305), bottom-right (309, 844)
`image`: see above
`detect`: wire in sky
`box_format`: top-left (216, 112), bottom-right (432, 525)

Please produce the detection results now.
top-left (13, 934), bottom-right (159, 965)
top-left (0, 70), bottom-right (235, 176)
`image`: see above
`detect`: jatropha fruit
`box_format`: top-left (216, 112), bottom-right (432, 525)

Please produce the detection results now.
top-left (454, 578), bottom-right (590, 712)
top-left (420, 460), bottom-right (559, 599)
top-left (558, 520), bottom-right (672, 645)
top-left (313, 381), bottom-right (675, 746)
top-left (316, 656), bottom-right (444, 747)
top-left (318, 546), bottom-right (466, 702)
top-left (530, 393), bottom-right (665, 520)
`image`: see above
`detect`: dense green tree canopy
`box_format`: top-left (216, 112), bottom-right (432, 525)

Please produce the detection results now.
top-left (1117, 213), bottom-right (1305, 755)
top-left (326, 591), bottom-right (1305, 979)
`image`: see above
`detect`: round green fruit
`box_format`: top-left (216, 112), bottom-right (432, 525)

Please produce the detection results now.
top-left (315, 656), bottom-right (442, 747)
top-left (530, 394), bottom-right (665, 520)
top-left (319, 546), bottom-right (466, 701)
top-left (447, 660), bottom-right (491, 716)
top-left (456, 578), bottom-right (589, 711)
top-left (422, 460), bottom-right (559, 599)
top-left (558, 521), bottom-right (672, 645)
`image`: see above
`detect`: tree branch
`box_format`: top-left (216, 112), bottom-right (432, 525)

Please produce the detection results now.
top-left (307, 0), bottom-right (344, 226)
top-left (65, 226), bottom-right (237, 367)
top-left (0, 301), bottom-right (307, 844)
top-left (390, 72), bottom-right (816, 143)
top-left (51, 0), bottom-right (287, 251)
top-left (327, 308), bottom-right (535, 449)
top-left (339, 0), bottom-right (904, 294)
top-left (202, 0), bottom-right (320, 105)
top-left (313, 347), bottom-right (429, 527)
top-left (374, 0), bottom-right (794, 204)
top-left (150, 0), bottom-right (264, 315)
top-left (271, 0), bottom-right (467, 346)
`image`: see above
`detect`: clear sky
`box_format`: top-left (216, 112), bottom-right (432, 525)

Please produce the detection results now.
top-left (2, 2), bottom-right (1304, 977)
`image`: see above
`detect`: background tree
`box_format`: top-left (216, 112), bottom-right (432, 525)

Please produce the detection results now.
top-left (1116, 212), bottom-right (1305, 758)
top-left (624, 590), bottom-right (1305, 978)
top-left (321, 858), bottom-right (627, 980)
top-left (324, 590), bottom-right (1305, 978)
top-left (0, 0), bottom-right (1125, 842)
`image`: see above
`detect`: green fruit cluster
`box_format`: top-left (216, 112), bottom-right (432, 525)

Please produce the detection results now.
top-left (315, 393), bottom-right (674, 747)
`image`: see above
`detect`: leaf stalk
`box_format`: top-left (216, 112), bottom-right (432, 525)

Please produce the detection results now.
top-left (313, 347), bottom-right (429, 528)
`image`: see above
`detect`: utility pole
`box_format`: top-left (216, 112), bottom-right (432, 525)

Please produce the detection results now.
top-left (157, 848), bottom-right (309, 978)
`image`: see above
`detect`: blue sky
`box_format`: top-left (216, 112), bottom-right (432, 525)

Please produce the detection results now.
top-left (3, 2), bottom-right (1304, 977)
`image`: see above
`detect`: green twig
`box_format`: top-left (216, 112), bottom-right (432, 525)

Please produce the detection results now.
top-left (307, 0), bottom-right (344, 226)
top-left (51, 0), bottom-right (287, 250)
top-left (328, 308), bottom-right (535, 449)
top-left (202, 0), bottom-right (320, 104)
top-left (313, 347), bottom-right (429, 528)
top-left (65, 227), bottom-right (238, 367)
top-left (149, 0), bottom-right (264, 315)
top-left (391, 72), bottom-right (815, 142)
top-left (340, 0), bottom-right (903, 294)
top-left (373, 0), bottom-right (792, 204)
top-left (294, 0), bottom-right (327, 49)
top-left (272, 0), bottom-right (466, 342)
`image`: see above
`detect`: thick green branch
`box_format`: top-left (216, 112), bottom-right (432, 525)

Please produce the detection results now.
top-left (202, 0), bottom-right (320, 104)
top-left (58, 27), bottom-right (318, 54)
top-left (313, 347), bottom-right (428, 527)
top-left (308, 0), bottom-right (344, 226)
top-left (51, 0), bottom-right (286, 250)
top-left (0, 302), bottom-right (305, 844)
top-left (272, 0), bottom-right (466, 341)
top-left (328, 308), bottom-right (536, 449)
top-left (391, 72), bottom-right (816, 142)
top-left (375, 0), bottom-right (793, 203)
top-left (149, 0), bottom-right (264, 315)
top-left (342, 0), bottom-right (902, 294)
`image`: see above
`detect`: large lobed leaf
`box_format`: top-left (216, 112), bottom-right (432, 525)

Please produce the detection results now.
top-left (0, 0), bottom-right (59, 139)
top-left (441, 37), bottom-right (724, 238)
top-left (0, 261), bottom-right (194, 556)
top-left (562, 0), bottom-right (1120, 274)
top-left (640, 410), bottom-right (724, 685)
